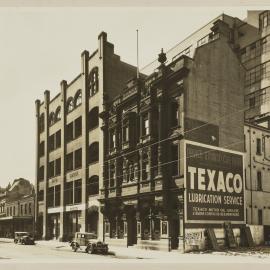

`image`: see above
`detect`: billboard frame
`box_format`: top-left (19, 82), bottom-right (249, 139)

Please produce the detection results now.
top-left (184, 139), bottom-right (246, 225)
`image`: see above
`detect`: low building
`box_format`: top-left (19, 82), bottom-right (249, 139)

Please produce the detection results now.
top-left (244, 122), bottom-right (270, 244)
top-left (0, 178), bottom-right (35, 238)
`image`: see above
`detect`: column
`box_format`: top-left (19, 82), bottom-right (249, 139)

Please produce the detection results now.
top-left (43, 90), bottom-right (50, 240)
top-left (80, 50), bottom-right (89, 233)
top-left (136, 212), bottom-right (141, 242)
top-left (59, 80), bottom-right (67, 241)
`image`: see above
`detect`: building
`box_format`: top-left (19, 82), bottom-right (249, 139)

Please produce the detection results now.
top-left (0, 178), bottom-right (35, 237)
top-left (100, 24), bottom-right (245, 251)
top-left (244, 122), bottom-right (270, 244)
top-left (35, 32), bottom-right (138, 241)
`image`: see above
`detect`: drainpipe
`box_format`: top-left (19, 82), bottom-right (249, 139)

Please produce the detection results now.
top-left (249, 129), bottom-right (253, 224)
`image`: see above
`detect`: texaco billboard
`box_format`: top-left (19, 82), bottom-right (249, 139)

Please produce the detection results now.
top-left (184, 140), bottom-right (245, 224)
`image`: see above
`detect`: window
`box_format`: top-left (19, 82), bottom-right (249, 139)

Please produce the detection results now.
top-left (54, 185), bottom-right (60, 207)
top-left (47, 187), bottom-right (54, 208)
top-left (260, 11), bottom-right (270, 29)
top-left (87, 176), bottom-right (99, 196)
top-left (171, 101), bottom-right (179, 128)
top-left (171, 144), bottom-right (179, 176)
top-left (55, 158), bottom-right (61, 176)
top-left (29, 203), bottom-right (32, 214)
top-left (256, 138), bottom-right (262, 155)
top-left (48, 134), bottom-right (55, 152)
top-left (38, 190), bottom-right (44, 201)
top-left (109, 130), bottom-right (116, 149)
top-left (122, 125), bottom-right (129, 142)
top-left (65, 182), bottom-right (73, 205)
top-left (55, 107), bottom-right (61, 122)
top-left (142, 114), bottom-right (149, 136)
top-left (13, 206), bottom-right (15, 216)
top-left (110, 164), bottom-right (116, 187)
top-left (66, 152), bottom-right (73, 171)
top-left (142, 153), bottom-right (149, 181)
top-left (39, 166), bottom-right (44, 181)
top-left (66, 122), bottom-right (73, 142)
top-left (89, 68), bottom-right (99, 96)
top-left (74, 90), bottom-right (82, 107)
top-left (20, 205), bottom-right (23, 215)
top-left (89, 107), bottom-right (99, 130)
top-left (89, 142), bottom-right (99, 164)
top-left (74, 179), bottom-right (82, 204)
top-left (48, 161), bottom-right (55, 178)
top-left (74, 117), bottom-right (82, 138)
top-left (39, 114), bottom-right (45, 133)
top-left (67, 98), bottom-right (74, 113)
top-left (55, 130), bottom-right (61, 148)
top-left (257, 171), bottom-right (262, 191)
top-left (75, 148), bottom-right (82, 169)
top-left (249, 96), bottom-right (256, 108)
top-left (39, 141), bottom-right (45, 157)
top-left (258, 209), bottom-right (263, 225)
top-left (245, 62), bottom-right (270, 86)
top-left (24, 204), bottom-right (27, 215)
top-left (49, 112), bottom-right (55, 126)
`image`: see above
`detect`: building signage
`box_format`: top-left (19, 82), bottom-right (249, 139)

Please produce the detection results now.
top-left (184, 140), bottom-right (245, 224)
top-left (66, 169), bottom-right (81, 182)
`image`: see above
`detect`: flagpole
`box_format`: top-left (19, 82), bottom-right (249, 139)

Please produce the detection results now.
top-left (136, 29), bottom-right (139, 79)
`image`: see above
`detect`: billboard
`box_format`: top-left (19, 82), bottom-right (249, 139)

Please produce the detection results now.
top-left (184, 140), bottom-right (245, 224)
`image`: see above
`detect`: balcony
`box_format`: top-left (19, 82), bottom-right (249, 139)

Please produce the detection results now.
top-left (121, 183), bottom-right (138, 196)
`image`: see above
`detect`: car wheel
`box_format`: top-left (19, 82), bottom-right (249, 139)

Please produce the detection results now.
top-left (87, 245), bottom-right (95, 254)
top-left (71, 244), bottom-right (78, 252)
top-left (14, 239), bottom-right (18, 244)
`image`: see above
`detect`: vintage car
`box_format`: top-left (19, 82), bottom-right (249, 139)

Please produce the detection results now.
top-left (14, 232), bottom-right (35, 245)
top-left (70, 232), bottom-right (108, 254)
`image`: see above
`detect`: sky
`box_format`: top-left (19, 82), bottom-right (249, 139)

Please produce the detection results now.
top-left (0, 6), bottom-right (257, 187)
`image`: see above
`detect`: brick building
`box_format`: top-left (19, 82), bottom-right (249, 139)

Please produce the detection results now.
top-left (35, 32), bottom-right (138, 240)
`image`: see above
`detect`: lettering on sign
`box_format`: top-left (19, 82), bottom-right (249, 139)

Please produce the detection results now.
top-left (67, 170), bottom-right (81, 181)
top-left (185, 141), bottom-right (245, 224)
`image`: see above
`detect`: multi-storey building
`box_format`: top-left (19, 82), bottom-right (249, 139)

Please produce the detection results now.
top-left (244, 122), bottom-right (270, 243)
top-left (101, 24), bottom-right (245, 251)
top-left (0, 178), bottom-right (35, 237)
top-left (35, 32), bottom-right (138, 240)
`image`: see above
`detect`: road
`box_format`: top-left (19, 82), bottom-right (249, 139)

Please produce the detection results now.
top-left (0, 239), bottom-right (270, 270)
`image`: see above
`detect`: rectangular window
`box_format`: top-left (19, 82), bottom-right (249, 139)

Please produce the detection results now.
top-left (20, 205), bottom-right (23, 215)
top-left (55, 130), bottom-right (61, 148)
top-left (48, 161), bottom-right (55, 178)
top-left (257, 171), bottom-right (262, 191)
top-left (258, 209), bottom-right (263, 225)
top-left (171, 144), bottom-right (179, 176)
top-left (39, 141), bottom-right (45, 157)
top-left (171, 102), bottom-right (179, 128)
top-left (142, 114), bottom-right (149, 136)
top-left (48, 134), bottom-right (55, 152)
top-left (110, 165), bottom-right (116, 187)
top-left (29, 203), bottom-right (32, 214)
top-left (65, 182), bottom-right (73, 205)
top-left (74, 179), bottom-right (82, 204)
top-left (54, 185), bottom-right (60, 207)
top-left (66, 152), bottom-right (73, 171)
top-left (38, 190), bottom-right (44, 201)
top-left (66, 122), bottom-right (73, 142)
top-left (55, 158), bottom-right (61, 176)
top-left (75, 148), bottom-right (82, 169)
top-left (24, 204), bottom-right (27, 215)
top-left (249, 96), bottom-right (255, 108)
top-left (142, 155), bottom-right (149, 181)
top-left (47, 187), bottom-right (54, 208)
top-left (39, 166), bottom-right (44, 181)
top-left (110, 130), bottom-right (116, 149)
top-left (256, 138), bottom-right (262, 155)
top-left (74, 117), bottom-right (82, 138)
top-left (123, 125), bottom-right (129, 142)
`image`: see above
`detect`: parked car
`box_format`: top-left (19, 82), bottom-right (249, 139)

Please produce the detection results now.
top-left (14, 232), bottom-right (35, 245)
top-left (70, 232), bottom-right (108, 254)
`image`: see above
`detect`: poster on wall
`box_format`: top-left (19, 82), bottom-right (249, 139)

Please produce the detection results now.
top-left (184, 140), bottom-right (245, 224)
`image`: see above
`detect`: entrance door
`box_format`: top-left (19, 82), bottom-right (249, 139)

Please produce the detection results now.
top-left (170, 219), bottom-right (179, 249)
top-left (127, 216), bottom-right (137, 246)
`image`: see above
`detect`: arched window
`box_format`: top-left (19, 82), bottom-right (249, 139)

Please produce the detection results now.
top-left (89, 106), bottom-right (99, 130)
top-left (88, 142), bottom-right (99, 164)
top-left (66, 98), bottom-right (74, 113)
top-left (49, 112), bottom-right (55, 126)
top-left (55, 107), bottom-right (61, 122)
top-left (89, 67), bottom-right (99, 96)
top-left (74, 90), bottom-right (82, 107)
top-left (87, 175), bottom-right (99, 196)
